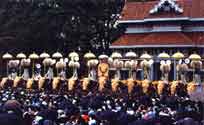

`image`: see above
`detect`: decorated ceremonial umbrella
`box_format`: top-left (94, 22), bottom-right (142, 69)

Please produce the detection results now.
top-left (158, 51), bottom-right (170, 59)
top-left (189, 53), bottom-right (201, 61)
top-left (99, 54), bottom-right (109, 59)
top-left (69, 51), bottom-right (79, 60)
top-left (172, 51), bottom-right (184, 60)
top-left (2, 53), bottom-right (13, 76)
top-left (29, 53), bottom-right (39, 78)
top-left (40, 52), bottom-right (50, 58)
top-left (111, 52), bottom-right (122, 59)
top-left (125, 51), bottom-right (137, 58)
top-left (140, 52), bottom-right (152, 60)
top-left (52, 52), bottom-right (63, 59)
top-left (84, 51), bottom-right (96, 59)
top-left (16, 53), bottom-right (26, 59)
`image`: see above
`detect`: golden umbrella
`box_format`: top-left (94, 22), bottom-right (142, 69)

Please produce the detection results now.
top-left (29, 53), bottom-right (39, 77)
top-left (172, 51), bottom-right (184, 59)
top-left (29, 53), bottom-right (39, 59)
top-left (2, 53), bottom-right (13, 76)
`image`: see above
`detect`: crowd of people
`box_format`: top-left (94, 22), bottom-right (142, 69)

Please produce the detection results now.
top-left (0, 52), bottom-right (203, 125)
top-left (0, 79), bottom-right (203, 125)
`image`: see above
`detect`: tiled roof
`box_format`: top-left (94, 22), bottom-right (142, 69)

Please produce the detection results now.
top-left (121, 0), bottom-right (203, 20)
top-left (142, 32), bottom-right (192, 45)
top-left (111, 32), bottom-right (199, 47)
top-left (112, 0), bottom-right (204, 48)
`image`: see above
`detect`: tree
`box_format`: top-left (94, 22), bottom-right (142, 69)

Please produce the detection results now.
top-left (0, 0), bottom-right (125, 54)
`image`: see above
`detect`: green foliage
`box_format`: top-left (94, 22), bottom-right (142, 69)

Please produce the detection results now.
top-left (0, 0), bottom-right (125, 53)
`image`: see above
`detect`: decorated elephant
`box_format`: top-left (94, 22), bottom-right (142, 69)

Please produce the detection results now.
top-left (121, 78), bottom-right (136, 94)
top-left (68, 78), bottom-right (78, 91)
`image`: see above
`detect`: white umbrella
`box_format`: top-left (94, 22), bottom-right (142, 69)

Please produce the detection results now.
top-left (40, 52), bottom-right (50, 58)
top-left (52, 52), bottom-right (63, 58)
top-left (69, 51), bottom-right (79, 58)
top-left (99, 54), bottom-right (109, 59)
top-left (125, 51), bottom-right (137, 58)
top-left (158, 52), bottom-right (170, 59)
top-left (140, 52), bottom-right (152, 60)
top-left (189, 53), bottom-right (201, 60)
top-left (2, 53), bottom-right (13, 59)
top-left (111, 52), bottom-right (122, 59)
top-left (16, 53), bottom-right (26, 59)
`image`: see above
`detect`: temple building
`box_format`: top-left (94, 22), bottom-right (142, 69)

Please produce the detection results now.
top-left (111, 0), bottom-right (204, 81)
